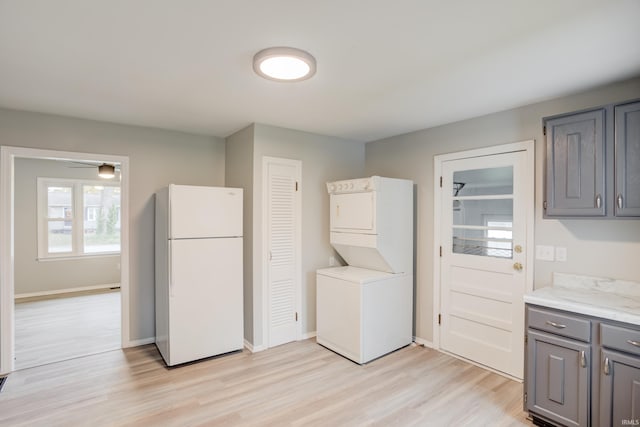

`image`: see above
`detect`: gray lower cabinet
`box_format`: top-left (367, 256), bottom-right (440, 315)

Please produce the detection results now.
top-left (600, 349), bottom-right (640, 426)
top-left (600, 323), bottom-right (640, 426)
top-left (526, 305), bottom-right (640, 427)
top-left (526, 306), bottom-right (592, 426)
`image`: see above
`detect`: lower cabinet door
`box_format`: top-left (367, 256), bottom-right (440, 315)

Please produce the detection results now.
top-left (527, 330), bottom-right (590, 427)
top-left (600, 349), bottom-right (640, 426)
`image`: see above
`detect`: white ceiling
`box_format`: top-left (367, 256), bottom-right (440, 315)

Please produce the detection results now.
top-left (1, 1), bottom-right (639, 142)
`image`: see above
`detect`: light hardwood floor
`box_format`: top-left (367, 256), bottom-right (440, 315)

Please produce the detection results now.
top-left (0, 339), bottom-right (530, 426)
top-left (14, 290), bottom-right (121, 370)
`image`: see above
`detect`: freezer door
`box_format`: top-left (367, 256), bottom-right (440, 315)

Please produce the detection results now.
top-left (169, 185), bottom-right (243, 239)
top-left (168, 237), bottom-right (243, 365)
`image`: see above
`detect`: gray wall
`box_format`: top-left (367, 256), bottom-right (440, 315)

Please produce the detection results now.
top-left (365, 76), bottom-right (640, 343)
top-left (14, 158), bottom-right (120, 295)
top-left (226, 123), bottom-right (365, 347)
top-left (225, 125), bottom-right (255, 343)
top-left (0, 108), bottom-right (226, 342)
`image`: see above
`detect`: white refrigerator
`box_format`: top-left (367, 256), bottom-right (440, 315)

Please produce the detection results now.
top-left (155, 184), bottom-right (243, 366)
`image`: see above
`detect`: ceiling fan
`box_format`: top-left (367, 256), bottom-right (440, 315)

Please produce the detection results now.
top-left (66, 161), bottom-right (120, 179)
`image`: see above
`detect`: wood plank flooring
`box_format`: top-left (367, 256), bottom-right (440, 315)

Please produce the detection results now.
top-left (14, 290), bottom-right (121, 370)
top-left (0, 339), bottom-right (530, 426)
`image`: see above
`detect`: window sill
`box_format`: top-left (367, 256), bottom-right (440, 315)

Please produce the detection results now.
top-left (37, 253), bottom-right (120, 262)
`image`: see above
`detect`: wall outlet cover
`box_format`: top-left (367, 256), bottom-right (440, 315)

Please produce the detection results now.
top-left (555, 247), bottom-right (567, 262)
top-left (535, 245), bottom-right (555, 261)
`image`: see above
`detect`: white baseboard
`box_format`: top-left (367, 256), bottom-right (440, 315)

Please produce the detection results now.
top-left (301, 331), bottom-right (317, 340)
top-left (413, 336), bottom-right (434, 348)
top-left (244, 339), bottom-right (267, 353)
top-left (123, 337), bottom-right (156, 348)
top-left (15, 283), bottom-right (121, 300)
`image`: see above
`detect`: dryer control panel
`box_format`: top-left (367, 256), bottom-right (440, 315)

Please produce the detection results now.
top-left (326, 176), bottom-right (378, 194)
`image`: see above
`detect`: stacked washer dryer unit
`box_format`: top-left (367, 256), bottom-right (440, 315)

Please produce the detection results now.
top-left (316, 176), bottom-right (413, 364)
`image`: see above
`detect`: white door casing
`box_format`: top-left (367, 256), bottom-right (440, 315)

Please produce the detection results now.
top-left (0, 146), bottom-right (130, 376)
top-left (262, 157), bottom-right (301, 348)
top-left (433, 140), bottom-right (534, 380)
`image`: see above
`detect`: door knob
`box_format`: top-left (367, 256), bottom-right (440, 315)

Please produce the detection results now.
top-left (513, 262), bottom-right (523, 272)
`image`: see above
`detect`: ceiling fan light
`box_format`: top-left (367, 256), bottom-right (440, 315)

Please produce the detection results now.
top-left (253, 47), bottom-right (316, 82)
top-left (98, 163), bottom-right (115, 179)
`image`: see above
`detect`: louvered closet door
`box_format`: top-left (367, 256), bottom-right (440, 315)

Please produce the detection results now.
top-left (265, 158), bottom-right (301, 348)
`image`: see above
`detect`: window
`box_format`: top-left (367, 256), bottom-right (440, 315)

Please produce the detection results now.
top-left (485, 219), bottom-right (513, 258)
top-left (38, 178), bottom-right (121, 259)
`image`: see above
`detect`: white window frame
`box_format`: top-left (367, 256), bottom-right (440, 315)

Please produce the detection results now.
top-left (37, 177), bottom-right (121, 259)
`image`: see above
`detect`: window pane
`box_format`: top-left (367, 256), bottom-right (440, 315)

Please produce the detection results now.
top-left (453, 199), bottom-right (513, 226)
top-left (452, 166), bottom-right (513, 196)
top-left (47, 186), bottom-right (72, 220)
top-left (48, 221), bottom-right (72, 253)
top-left (83, 185), bottom-right (121, 253)
top-left (452, 226), bottom-right (513, 259)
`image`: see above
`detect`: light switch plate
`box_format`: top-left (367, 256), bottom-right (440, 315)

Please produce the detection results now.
top-left (555, 247), bottom-right (567, 262)
top-left (536, 245), bottom-right (555, 261)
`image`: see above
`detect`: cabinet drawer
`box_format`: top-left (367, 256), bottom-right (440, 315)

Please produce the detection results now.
top-left (601, 323), bottom-right (640, 357)
top-left (527, 306), bottom-right (591, 342)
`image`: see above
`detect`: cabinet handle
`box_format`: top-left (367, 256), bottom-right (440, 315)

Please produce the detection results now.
top-left (627, 339), bottom-right (640, 347)
top-left (580, 350), bottom-right (587, 368)
top-left (595, 194), bottom-right (602, 209)
top-left (545, 320), bottom-right (567, 329)
top-left (604, 357), bottom-right (610, 375)
top-left (617, 194), bottom-right (624, 209)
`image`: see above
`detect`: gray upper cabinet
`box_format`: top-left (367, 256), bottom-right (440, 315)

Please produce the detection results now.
top-left (544, 99), bottom-right (640, 218)
top-left (615, 101), bottom-right (640, 217)
top-left (545, 108), bottom-right (606, 217)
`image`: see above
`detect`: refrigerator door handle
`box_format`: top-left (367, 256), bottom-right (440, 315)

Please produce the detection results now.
top-left (169, 240), bottom-right (174, 297)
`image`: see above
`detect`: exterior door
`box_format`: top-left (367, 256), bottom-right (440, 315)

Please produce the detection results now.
top-left (264, 157), bottom-right (301, 348)
top-left (440, 150), bottom-right (528, 378)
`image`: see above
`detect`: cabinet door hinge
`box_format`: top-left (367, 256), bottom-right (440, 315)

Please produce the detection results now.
top-left (525, 334), bottom-right (528, 344)
top-left (439, 246), bottom-right (442, 257)
top-left (440, 176), bottom-right (443, 187)
top-left (524, 393), bottom-right (528, 403)
top-left (295, 181), bottom-right (299, 191)
top-left (295, 312), bottom-right (298, 321)
top-left (438, 314), bottom-right (442, 325)
top-left (543, 125), bottom-right (546, 136)
top-left (543, 201), bottom-right (547, 210)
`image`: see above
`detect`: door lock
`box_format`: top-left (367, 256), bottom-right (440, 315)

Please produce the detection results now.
top-left (513, 262), bottom-right (523, 272)
top-left (514, 245), bottom-right (522, 253)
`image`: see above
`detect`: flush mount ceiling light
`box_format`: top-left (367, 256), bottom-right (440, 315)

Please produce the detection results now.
top-left (98, 163), bottom-right (116, 179)
top-left (253, 47), bottom-right (316, 82)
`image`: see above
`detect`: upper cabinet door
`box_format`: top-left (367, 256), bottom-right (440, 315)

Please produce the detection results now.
top-left (545, 108), bottom-right (606, 217)
top-left (615, 101), bottom-right (640, 217)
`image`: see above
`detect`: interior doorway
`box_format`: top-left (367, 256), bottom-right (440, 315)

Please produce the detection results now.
top-left (433, 140), bottom-right (534, 380)
top-left (1, 147), bottom-right (130, 375)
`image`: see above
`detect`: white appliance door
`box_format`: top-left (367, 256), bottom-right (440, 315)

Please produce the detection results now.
top-left (330, 192), bottom-right (376, 233)
top-left (170, 185), bottom-right (242, 239)
top-left (168, 237), bottom-right (243, 365)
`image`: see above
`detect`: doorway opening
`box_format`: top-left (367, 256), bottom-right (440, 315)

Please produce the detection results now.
top-left (1, 147), bottom-right (130, 375)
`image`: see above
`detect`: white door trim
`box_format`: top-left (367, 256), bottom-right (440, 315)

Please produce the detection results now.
top-left (432, 140), bottom-right (535, 351)
top-left (0, 146), bottom-right (131, 375)
top-left (261, 156), bottom-right (302, 348)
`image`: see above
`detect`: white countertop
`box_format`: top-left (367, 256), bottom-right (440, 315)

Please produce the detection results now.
top-left (524, 273), bottom-right (640, 326)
